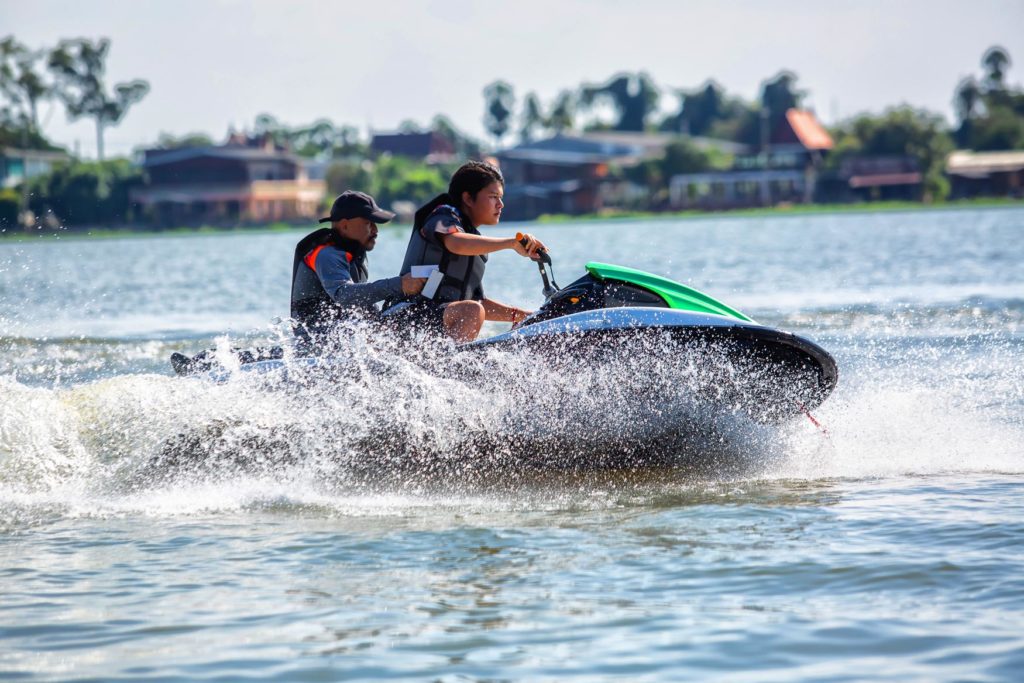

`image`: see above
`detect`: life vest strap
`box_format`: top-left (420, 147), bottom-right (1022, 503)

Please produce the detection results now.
top-left (304, 244), bottom-right (353, 271)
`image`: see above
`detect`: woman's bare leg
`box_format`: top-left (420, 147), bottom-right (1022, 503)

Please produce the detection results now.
top-left (443, 301), bottom-right (486, 342)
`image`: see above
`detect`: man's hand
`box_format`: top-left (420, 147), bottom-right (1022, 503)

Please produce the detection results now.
top-left (512, 232), bottom-right (547, 260)
top-left (401, 273), bottom-right (427, 295)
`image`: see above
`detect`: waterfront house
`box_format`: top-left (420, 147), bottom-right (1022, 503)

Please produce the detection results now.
top-left (131, 137), bottom-right (326, 227)
top-left (814, 156), bottom-right (923, 202)
top-left (668, 109), bottom-right (833, 209)
top-left (947, 150), bottom-right (1024, 199)
top-left (0, 147), bottom-right (69, 189)
top-left (495, 131), bottom-right (743, 219)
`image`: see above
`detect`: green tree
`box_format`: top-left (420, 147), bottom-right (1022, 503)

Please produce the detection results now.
top-left (291, 118), bottom-right (336, 157)
top-left (253, 112), bottom-right (291, 147)
top-left (47, 38), bottom-right (149, 161)
top-left (662, 81), bottom-right (725, 136)
top-left (547, 90), bottom-right (575, 133)
top-left (982, 45), bottom-right (1011, 90)
top-left (624, 138), bottom-right (716, 207)
top-left (519, 92), bottom-right (545, 142)
top-left (330, 124), bottom-right (365, 157)
top-left (431, 115), bottom-right (480, 158)
top-left (953, 76), bottom-right (982, 147)
top-left (483, 80), bottom-right (515, 146)
top-left (954, 47), bottom-right (1024, 151)
top-left (830, 106), bottom-right (954, 200)
top-left (25, 157), bottom-right (144, 227)
top-left (0, 104), bottom-right (56, 149)
top-left (0, 36), bottom-right (52, 135)
top-left (760, 70), bottom-right (804, 140)
top-left (579, 72), bottom-right (659, 132)
top-left (325, 158), bottom-right (374, 198)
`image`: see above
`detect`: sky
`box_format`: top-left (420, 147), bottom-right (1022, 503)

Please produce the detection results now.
top-left (3, 0), bottom-right (1023, 158)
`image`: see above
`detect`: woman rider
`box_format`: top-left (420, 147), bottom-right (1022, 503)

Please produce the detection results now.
top-left (386, 161), bottom-right (546, 342)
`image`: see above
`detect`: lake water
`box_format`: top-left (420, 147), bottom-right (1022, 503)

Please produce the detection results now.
top-left (1, 207), bottom-right (1023, 681)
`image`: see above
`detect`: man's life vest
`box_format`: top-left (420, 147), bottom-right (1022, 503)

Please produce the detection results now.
top-left (396, 194), bottom-right (487, 304)
top-left (290, 227), bottom-right (369, 334)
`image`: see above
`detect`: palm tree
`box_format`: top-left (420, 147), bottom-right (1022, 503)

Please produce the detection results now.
top-left (483, 80), bottom-right (515, 147)
top-left (982, 46), bottom-right (1011, 90)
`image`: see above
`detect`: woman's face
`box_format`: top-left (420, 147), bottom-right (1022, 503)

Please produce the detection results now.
top-left (463, 181), bottom-right (504, 226)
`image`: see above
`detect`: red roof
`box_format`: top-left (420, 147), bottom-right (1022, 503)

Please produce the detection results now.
top-left (785, 110), bottom-right (834, 151)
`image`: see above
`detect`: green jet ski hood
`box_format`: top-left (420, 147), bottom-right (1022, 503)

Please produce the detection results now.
top-left (585, 262), bottom-right (753, 322)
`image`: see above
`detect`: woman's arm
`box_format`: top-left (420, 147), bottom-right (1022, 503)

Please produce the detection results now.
top-left (440, 232), bottom-right (546, 258)
top-left (440, 232), bottom-right (519, 256)
top-left (482, 298), bottom-right (531, 325)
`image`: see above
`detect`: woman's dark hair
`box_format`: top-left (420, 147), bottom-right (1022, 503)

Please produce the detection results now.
top-left (448, 160), bottom-right (504, 208)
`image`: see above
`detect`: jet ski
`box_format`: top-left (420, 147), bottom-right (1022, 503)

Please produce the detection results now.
top-left (170, 251), bottom-right (837, 425)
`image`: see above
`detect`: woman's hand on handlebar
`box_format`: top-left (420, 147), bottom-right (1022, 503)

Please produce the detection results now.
top-left (512, 232), bottom-right (547, 260)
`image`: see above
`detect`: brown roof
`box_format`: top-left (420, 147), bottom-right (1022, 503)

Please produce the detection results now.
top-left (784, 109), bottom-right (834, 151)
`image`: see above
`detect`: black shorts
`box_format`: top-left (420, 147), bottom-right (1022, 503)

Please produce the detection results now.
top-left (380, 299), bottom-right (446, 335)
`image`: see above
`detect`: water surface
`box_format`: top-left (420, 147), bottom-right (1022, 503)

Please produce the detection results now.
top-left (2, 207), bottom-right (1023, 681)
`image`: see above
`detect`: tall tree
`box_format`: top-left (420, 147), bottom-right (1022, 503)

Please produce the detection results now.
top-left (483, 80), bottom-right (515, 146)
top-left (663, 80), bottom-right (725, 136)
top-left (579, 72), bottom-right (659, 132)
top-left (292, 118), bottom-right (336, 157)
top-left (982, 46), bottom-right (1011, 90)
top-left (0, 36), bottom-right (52, 135)
top-left (47, 38), bottom-right (149, 160)
top-left (953, 76), bottom-right (982, 147)
top-left (519, 92), bottom-right (545, 142)
top-left (547, 90), bottom-right (575, 133)
top-left (760, 70), bottom-right (804, 133)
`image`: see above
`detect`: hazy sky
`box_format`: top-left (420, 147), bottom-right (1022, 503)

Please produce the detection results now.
top-left (4, 0), bottom-right (1023, 157)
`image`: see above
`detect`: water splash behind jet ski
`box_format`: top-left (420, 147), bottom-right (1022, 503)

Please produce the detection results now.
top-left (155, 260), bottom-right (838, 485)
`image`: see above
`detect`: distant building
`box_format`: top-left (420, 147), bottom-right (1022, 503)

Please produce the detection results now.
top-left (132, 137), bottom-right (325, 226)
top-left (669, 109), bottom-right (833, 209)
top-left (815, 156), bottom-right (922, 202)
top-left (1, 147), bottom-right (69, 189)
top-left (947, 150), bottom-right (1024, 199)
top-left (370, 131), bottom-right (455, 162)
top-left (496, 131), bottom-right (743, 220)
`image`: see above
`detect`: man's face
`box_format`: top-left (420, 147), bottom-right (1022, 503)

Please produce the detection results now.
top-left (337, 217), bottom-right (378, 250)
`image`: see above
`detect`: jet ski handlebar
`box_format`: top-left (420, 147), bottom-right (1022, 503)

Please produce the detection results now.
top-left (517, 232), bottom-right (560, 299)
top-left (516, 232), bottom-right (552, 265)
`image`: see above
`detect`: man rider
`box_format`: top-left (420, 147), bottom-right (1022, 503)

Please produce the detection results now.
top-left (291, 191), bottom-right (424, 343)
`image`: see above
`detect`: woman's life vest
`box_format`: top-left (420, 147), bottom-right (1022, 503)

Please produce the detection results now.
top-left (290, 228), bottom-right (369, 335)
top-left (395, 194), bottom-right (487, 304)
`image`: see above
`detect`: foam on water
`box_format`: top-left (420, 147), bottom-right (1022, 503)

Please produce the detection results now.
top-left (2, 322), bottom-right (1022, 528)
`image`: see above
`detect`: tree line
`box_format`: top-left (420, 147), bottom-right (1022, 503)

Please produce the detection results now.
top-left (2, 34), bottom-right (1023, 230)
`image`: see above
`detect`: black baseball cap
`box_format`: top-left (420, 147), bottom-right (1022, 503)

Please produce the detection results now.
top-left (319, 191), bottom-right (395, 224)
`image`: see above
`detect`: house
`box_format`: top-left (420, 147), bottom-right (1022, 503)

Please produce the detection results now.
top-left (1, 147), bottom-right (69, 189)
top-left (370, 131), bottom-right (455, 162)
top-left (947, 150), bottom-right (1024, 199)
top-left (495, 131), bottom-right (743, 219)
top-left (669, 109), bottom-right (833, 209)
top-left (131, 138), bottom-right (326, 227)
top-left (815, 156), bottom-right (923, 202)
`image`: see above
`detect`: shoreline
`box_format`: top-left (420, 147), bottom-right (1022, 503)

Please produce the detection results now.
top-left (1, 197), bottom-right (1020, 242)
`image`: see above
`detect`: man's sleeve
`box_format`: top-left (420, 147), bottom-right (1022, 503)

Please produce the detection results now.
top-left (314, 249), bottom-right (403, 306)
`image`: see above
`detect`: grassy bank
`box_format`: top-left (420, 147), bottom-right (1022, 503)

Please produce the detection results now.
top-left (536, 197), bottom-right (1023, 223)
